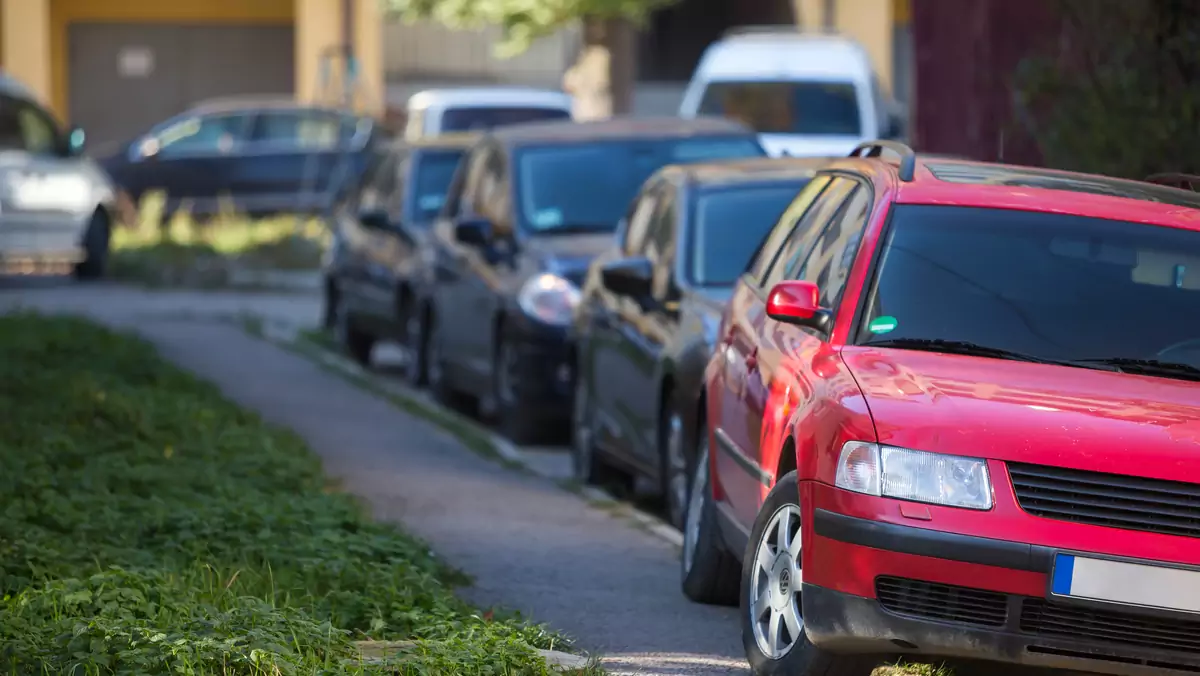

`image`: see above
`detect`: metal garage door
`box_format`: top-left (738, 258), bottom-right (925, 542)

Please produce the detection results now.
top-left (68, 24), bottom-right (295, 150)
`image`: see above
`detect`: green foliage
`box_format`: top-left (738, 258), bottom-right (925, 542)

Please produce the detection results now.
top-left (0, 313), bottom-right (576, 675)
top-left (380, 0), bottom-right (677, 55)
top-left (1013, 0), bottom-right (1200, 178)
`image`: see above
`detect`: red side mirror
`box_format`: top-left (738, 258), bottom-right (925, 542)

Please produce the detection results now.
top-left (766, 281), bottom-right (831, 332)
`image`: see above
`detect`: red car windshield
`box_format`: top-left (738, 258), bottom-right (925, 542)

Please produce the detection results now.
top-left (859, 205), bottom-right (1200, 377)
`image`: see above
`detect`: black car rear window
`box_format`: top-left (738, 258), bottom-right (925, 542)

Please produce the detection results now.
top-left (440, 107), bottom-right (570, 132)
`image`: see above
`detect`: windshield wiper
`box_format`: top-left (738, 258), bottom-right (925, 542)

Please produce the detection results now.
top-left (1072, 357), bottom-right (1200, 381)
top-left (862, 338), bottom-right (1081, 367)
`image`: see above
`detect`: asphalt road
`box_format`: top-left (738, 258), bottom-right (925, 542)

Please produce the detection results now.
top-left (0, 279), bottom-right (749, 675)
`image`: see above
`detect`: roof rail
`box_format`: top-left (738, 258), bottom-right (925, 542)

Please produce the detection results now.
top-left (722, 25), bottom-right (839, 38)
top-left (1145, 173), bottom-right (1200, 192)
top-left (850, 140), bottom-right (917, 182)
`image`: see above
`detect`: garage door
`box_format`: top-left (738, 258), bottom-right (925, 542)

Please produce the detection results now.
top-left (68, 24), bottom-right (295, 150)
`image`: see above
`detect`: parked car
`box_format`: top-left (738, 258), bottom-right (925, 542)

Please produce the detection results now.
top-left (683, 140), bottom-right (1200, 675)
top-left (99, 97), bottom-right (384, 221)
top-left (413, 117), bottom-right (767, 444)
top-left (572, 156), bottom-right (830, 529)
top-left (402, 87), bottom-right (573, 141)
top-left (0, 72), bottom-right (116, 279)
top-left (321, 133), bottom-right (477, 371)
top-left (678, 27), bottom-right (903, 158)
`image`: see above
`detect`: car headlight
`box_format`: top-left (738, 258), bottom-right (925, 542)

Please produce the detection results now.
top-left (518, 273), bottom-right (581, 326)
top-left (11, 174), bottom-right (94, 213)
top-left (834, 441), bottom-right (993, 510)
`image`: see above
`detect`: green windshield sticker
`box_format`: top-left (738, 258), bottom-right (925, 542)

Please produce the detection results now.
top-left (868, 316), bottom-right (898, 334)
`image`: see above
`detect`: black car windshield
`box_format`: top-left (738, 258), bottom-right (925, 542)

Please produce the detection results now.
top-left (440, 106), bottom-right (570, 132)
top-left (860, 205), bottom-right (1200, 374)
top-left (697, 80), bottom-right (862, 136)
top-left (515, 136), bottom-right (765, 233)
top-left (409, 149), bottom-right (466, 223)
top-left (690, 183), bottom-right (806, 286)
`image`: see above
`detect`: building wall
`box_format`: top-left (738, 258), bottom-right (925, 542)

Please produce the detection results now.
top-left (0, 0), bottom-right (383, 122)
top-left (383, 19), bottom-right (577, 89)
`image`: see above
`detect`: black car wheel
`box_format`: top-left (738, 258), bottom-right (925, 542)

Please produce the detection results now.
top-left (570, 369), bottom-right (625, 486)
top-left (321, 279), bottom-right (338, 330)
top-left (740, 471), bottom-right (878, 676)
top-left (333, 296), bottom-right (375, 367)
top-left (404, 303), bottom-right (429, 388)
top-left (681, 428), bottom-right (740, 606)
top-left (661, 404), bottom-right (691, 531)
top-left (74, 210), bottom-right (110, 280)
top-left (493, 332), bottom-right (542, 445)
top-left (427, 312), bottom-right (472, 412)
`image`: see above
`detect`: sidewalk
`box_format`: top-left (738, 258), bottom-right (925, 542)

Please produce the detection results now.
top-left (134, 318), bottom-right (749, 676)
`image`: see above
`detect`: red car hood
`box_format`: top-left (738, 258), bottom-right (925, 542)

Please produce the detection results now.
top-left (840, 346), bottom-right (1200, 482)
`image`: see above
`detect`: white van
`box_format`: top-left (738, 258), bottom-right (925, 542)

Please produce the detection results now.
top-left (403, 87), bottom-right (574, 141)
top-left (679, 28), bottom-right (903, 157)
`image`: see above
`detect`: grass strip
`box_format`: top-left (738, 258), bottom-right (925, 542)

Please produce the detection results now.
top-left (0, 312), bottom-right (588, 675)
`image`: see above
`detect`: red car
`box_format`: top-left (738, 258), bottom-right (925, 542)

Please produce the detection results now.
top-left (682, 141), bottom-right (1200, 675)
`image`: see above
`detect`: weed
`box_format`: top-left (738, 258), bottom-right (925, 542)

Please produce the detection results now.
top-left (0, 312), bottom-right (583, 675)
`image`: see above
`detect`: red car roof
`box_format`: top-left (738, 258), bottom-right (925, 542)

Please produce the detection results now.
top-left (846, 149), bottom-right (1200, 233)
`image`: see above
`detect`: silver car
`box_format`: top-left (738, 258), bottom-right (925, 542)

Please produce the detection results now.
top-left (0, 73), bottom-right (116, 279)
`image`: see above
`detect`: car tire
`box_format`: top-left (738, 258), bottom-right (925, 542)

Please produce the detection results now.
top-left (681, 430), bottom-right (740, 606)
top-left (740, 471), bottom-right (878, 676)
top-left (333, 296), bottom-right (374, 367)
top-left (321, 279), bottom-right (338, 331)
top-left (74, 210), bottom-right (110, 280)
top-left (660, 404), bottom-right (691, 531)
top-left (404, 302), bottom-right (429, 388)
top-left (493, 332), bottom-right (542, 445)
top-left (426, 312), bottom-right (472, 412)
top-left (570, 369), bottom-right (625, 486)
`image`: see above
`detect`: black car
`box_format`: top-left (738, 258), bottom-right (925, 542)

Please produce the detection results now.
top-left (321, 133), bottom-right (477, 370)
top-left (572, 157), bottom-right (830, 528)
top-left (99, 97), bottom-right (385, 221)
top-left (410, 117), bottom-right (767, 444)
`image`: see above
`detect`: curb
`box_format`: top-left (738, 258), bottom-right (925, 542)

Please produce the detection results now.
top-left (255, 321), bottom-right (685, 551)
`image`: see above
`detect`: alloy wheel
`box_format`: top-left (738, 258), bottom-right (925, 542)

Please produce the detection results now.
top-left (665, 412), bottom-right (689, 529)
top-left (682, 441), bottom-right (709, 575)
top-left (749, 503), bottom-right (804, 659)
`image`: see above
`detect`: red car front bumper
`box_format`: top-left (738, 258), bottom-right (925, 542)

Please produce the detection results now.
top-left (799, 478), bottom-right (1200, 675)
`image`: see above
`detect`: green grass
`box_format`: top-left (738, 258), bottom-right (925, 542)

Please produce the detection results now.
top-left (109, 191), bottom-right (328, 287)
top-left (0, 313), bottom-right (591, 675)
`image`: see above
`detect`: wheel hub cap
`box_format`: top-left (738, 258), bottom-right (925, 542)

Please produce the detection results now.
top-left (750, 504), bottom-right (804, 659)
top-left (682, 443), bottom-right (708, 574)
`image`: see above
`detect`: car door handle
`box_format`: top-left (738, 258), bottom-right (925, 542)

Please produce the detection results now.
top-left (745, 347), bottom-right (759, 370)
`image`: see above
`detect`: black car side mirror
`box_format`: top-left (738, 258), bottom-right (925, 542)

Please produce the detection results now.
top-left (600, 257), bottom-right (654, 298)
top-left (358, 207), bottom-right (392, 231)
top-left (455, 217), bottom-right (493, 246)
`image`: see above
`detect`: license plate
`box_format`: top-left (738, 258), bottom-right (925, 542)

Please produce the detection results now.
top-left (1051, 553), bottom-right (1200, 614)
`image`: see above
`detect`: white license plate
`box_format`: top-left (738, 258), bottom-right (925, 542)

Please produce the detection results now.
top-left (1051, 553), bottom-right (1200, 614)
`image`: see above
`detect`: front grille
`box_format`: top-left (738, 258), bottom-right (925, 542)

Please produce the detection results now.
top-left (1009, 462), bottom-right (1200, 538)
top-left (875, 576), bottom-right (1008, 627)
top-left (1021, 599), bottom-right (1200, 656)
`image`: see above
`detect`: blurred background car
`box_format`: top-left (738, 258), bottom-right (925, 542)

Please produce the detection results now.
top-left (572, 156), bottom-right (829, 528)
top-left (321, 132), bottom-right (477, 376)
top-left (0, 72), bottom-right (116, 280)
top-left (679, 28), bottom-right (904, 158)
top-left (415, 116), bottom-right (767, 444)
top-left (98, 97), bottom-right (384, 222)
top-left (402, 87), bottom-right (574, 141)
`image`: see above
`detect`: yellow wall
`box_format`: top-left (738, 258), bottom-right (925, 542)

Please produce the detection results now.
top-left (2, 0), bottom-right (52, 106)
top-left (295, 0), bottom-right (384, 115)
top-left (0, 0), bottom-right (383, 122)
top-left (790, 0), bottom-right (900, 95)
